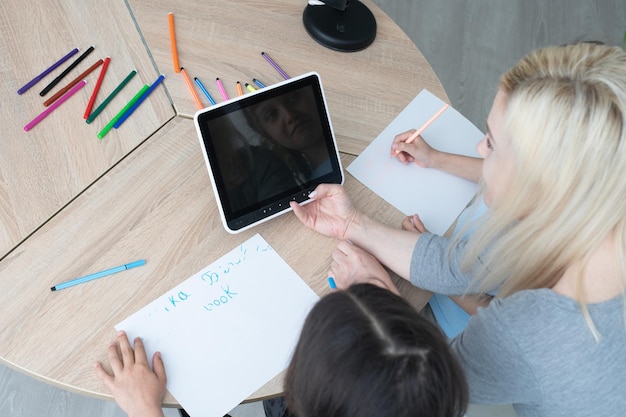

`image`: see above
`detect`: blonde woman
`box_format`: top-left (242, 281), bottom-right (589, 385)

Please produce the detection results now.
top-left (290, 42), bottom-right (626, 416)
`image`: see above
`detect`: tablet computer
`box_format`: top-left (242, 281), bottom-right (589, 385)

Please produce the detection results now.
top-left (194, 72), bottom-right (344, 234)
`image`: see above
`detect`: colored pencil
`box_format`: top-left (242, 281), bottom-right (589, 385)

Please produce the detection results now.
top-left (168, 13), bottom-right (180, 73)
top-left (84, 57), bottom-right (111, 119)
top-left (114, 74), bottom-right (165, 129)
top-left (180, 67), bottom-right (203, 109)
top-left (24, 80), bottom-right (87, 131)
top-left (236, 81), bottom-right (244, 96)
top-left (216, 77), bottom-right (229, 101)
top-left (194, 77), bottom-right (216, 105)
top-left (261, 52), bottom-right (290, 80)
top-left (405, 103), bottom-right (450, 144)
top-left (43, 59), bottom-right (103, 107)
top-left (40, 45), bottom-right (94, 96)
top-left (18, 48), bottom-right (79, 95)
top-left (97, 84), bottom-right (149, 139)
top-left (86, 70), bottom-right (137, 124)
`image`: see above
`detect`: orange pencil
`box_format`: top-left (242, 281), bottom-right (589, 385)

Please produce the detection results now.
top-left (43, 59), bottom-right (103, 107)
top-left (405, 103), bottom-right (449, 144)
top-left (180, 67), bottom-right (203, 109)
top-left (84, 57), bottom-right (111, 119)
top-left (236, 81), bottom-right (244, 96)
top-left (168, 12), bottom-right (180, 73)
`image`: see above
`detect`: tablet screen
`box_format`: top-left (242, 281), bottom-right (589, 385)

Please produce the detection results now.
top-left (194, 72), bottom-right (343, 233)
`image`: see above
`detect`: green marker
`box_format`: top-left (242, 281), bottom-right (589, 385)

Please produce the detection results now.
top-left (97, 84), bottom-right (149, 139)
top-left (86, 69), bottom-right (137, 124)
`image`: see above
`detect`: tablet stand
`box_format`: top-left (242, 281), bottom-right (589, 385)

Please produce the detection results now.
top-left (303, 0), bottom-right (377, 52)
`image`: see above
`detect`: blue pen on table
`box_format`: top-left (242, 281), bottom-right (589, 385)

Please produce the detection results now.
top-left (328, 277), bottom-right (337, 289)
top-left (50, 260), bottom-right (146, 291)
top-left (114, 74), bottom-right (165, 129)
top-left (194, 77), bottom-right (216, 105)
top-left (252, 78), bottom-right (266, 89)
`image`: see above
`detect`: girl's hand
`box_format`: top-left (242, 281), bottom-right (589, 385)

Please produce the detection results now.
top-left (94, 331), bottom-right (167, 417)
top-left (329, 240), bottom-right (400, 295)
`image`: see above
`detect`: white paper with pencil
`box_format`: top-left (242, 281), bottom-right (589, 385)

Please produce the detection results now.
top-left (347, 89), bottom-right (484, 235)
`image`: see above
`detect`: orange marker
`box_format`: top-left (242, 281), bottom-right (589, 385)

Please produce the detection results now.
top-left (43, 59), bottom-right (103, 107)
top-left (168, 12), bottom-right (180, 73)
top-left (236, 81), bottom-right (244, 96)
top-left (84, 57), bottom-right (111, 119)
top-left (180, 67), bottom-right (203, 110)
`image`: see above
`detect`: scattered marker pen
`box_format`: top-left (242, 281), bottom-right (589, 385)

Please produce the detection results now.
top-left (97, 84), bottom-right (149, 139)
top-left (252, 78), bottom-right (266, 89)
top-left (328, 277), bottom-right (337, 289)
top-left (194, 77), bottom-right (216, 105)
top-left (40, 45), bottom-right (95, 96)
top-left (216, 77), bottom-right (229, 101)
top-left (24, 80), bottom-right (87, 131)
top-left (114, 74), bottom-right (165, 129)
top-left (50, 260), bottom-right (146, 291)
top-left (261, 51), bottom-right (290, 80)
top-left (86, 69), bottom-right (137, 124)
top-left (18, 47), bottom-right (79, 95)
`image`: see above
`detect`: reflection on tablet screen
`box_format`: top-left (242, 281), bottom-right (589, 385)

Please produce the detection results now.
top-left (194, 72), bottom-right (343, 233)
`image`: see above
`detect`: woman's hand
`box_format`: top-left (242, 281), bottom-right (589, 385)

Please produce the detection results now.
top-left (94, 331), bottom-right (167, 417)
top-left (290, 184), bottom-right (360, 241)
top-left (391, 130), bottom-right (437, 167)
top-left (329, 240), bottom-right (400, 295)
top-left (401, 213), bottom-right (429, 233)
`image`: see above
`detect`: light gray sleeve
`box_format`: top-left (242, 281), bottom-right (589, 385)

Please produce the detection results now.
top-left (409, 233), bottom-right (474, 294)
top-left (450, 299), bottom-right (542, 404)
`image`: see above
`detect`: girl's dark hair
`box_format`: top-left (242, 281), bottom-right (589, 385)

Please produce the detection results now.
top-left (284, 284), bottom-right (468, 417)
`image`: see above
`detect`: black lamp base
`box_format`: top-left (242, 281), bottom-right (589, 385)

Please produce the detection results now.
top-left (302, 1), bottom-right (377, 52)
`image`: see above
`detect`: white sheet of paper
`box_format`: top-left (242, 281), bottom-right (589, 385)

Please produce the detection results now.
top-left (347, 89), bottom-right (484, 235)
top-left (116, 234), bottom-right (320, 417)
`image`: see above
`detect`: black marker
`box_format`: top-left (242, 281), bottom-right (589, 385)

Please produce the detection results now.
top-left (39, 45), bottom-right (95, 96)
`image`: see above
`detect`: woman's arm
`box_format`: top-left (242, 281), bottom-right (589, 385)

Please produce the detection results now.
top-left (290, 184), bottom-right (419, 281)
top-left (391, 131), bottom-right (483, 183)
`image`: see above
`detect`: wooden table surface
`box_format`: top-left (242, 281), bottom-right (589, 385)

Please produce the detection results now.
top-left (126, 0), bottom-right (447, 154)
top-left (0, 0), bottom-right (175, 258)
top-left (0, 0), bottom-right (443, 408)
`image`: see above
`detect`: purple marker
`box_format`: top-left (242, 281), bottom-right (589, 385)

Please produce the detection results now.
top-left (17, 48), bottom-right (79, 95)
top-left (261, 52), bottom-right (290, 80)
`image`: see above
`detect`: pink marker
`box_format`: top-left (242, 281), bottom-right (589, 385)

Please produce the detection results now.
top-left (24, 80), bottom-right (87, 131)
top-left (216, 77), bottom-right (229, 101)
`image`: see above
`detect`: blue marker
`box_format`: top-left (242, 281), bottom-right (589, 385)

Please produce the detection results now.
top-left (194, 77), bottom-right (216, 105)
top-left (50, 260), bottom-right (146, 291)
top-left (114, 74), bottom-right (165, 129)
top-left (328, 277), bottom-right (337, 289)
top-left (252, 78), bottom-right (267, 89)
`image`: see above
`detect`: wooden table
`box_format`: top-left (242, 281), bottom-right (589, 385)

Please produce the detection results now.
top-left (0, 0), bottom-right (175, 258)
top-left (127, 0), bottom-right (447, 154)
top-left (0, 0), bottom-right (444, 408)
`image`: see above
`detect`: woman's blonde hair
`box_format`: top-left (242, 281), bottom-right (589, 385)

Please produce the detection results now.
top-left (461, 43), bottom-right (626, 313)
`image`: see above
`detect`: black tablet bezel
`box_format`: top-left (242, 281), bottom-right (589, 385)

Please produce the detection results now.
top-left (193, 72), bottom-right (343, 233)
